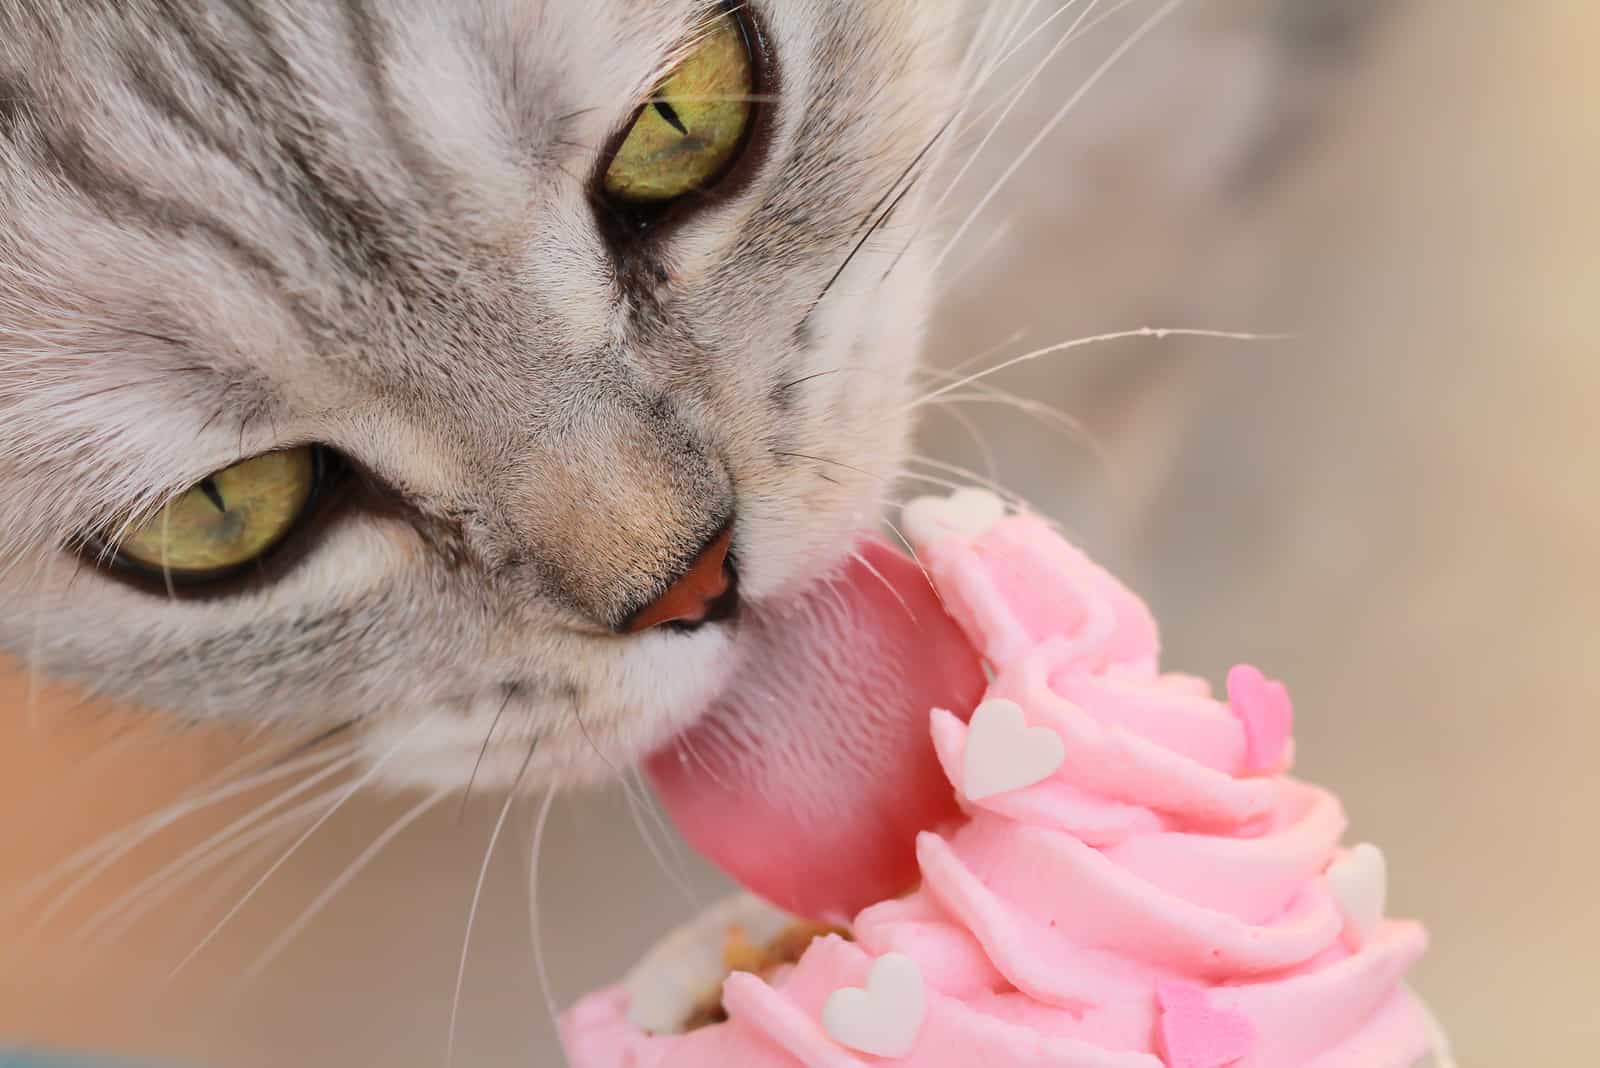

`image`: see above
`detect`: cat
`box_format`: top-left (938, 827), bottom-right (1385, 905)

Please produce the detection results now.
top-left (0, 0), bottom-right (1393, 799)
top-left (0, 0), bottom-right (988, 797)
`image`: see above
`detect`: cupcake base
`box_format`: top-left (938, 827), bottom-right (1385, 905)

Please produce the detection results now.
top-left (567, 893), bottom-right (1452, 1068)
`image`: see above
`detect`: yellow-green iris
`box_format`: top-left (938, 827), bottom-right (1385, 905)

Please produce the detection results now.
top-left (604, 13), bottom-right (755, 204)
top-left (118, 448), bottom-right (317, 578)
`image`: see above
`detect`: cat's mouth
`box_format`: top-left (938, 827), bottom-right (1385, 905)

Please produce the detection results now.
top-left (647, 532), bottom-right (987, 924)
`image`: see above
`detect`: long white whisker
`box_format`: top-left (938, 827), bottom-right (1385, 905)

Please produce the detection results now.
top-left (7, 742), bottom-right (358, 923)
top-left (923, 395), bottom-right (999, 480)
top-left (74, 749), bottom-right (362, 941)
top-left (895, 465), bottom-right (1028, 514)
top-left (625, 767), bottom-right (701, 898)
top-left (74, 753), bottom-right (360, 940)
top-left (934, 0), bottom-right (1102, 221)
top-left (88, 791), bottom-right (343, 947)
top-left (952, 0), bottom-right (1147, 148)
top-left (850, 549), bottom-right (916, 624)
top-left (936, 0), bottom-right (1189, 270)
top-left (0, 718), bottom-right (150, 855)
top-left (934, 329), bottom-right (1030, 380)
top-left (238, 789), bottom-right (449, 988)
top-left (937, 218), bottom-right (1016, 295)
top-left (166, 719), bottom-right (431, 980)
top-left (668, 731), bottom-right (734, 794)
top-left (21, 554), bottom-right (64, 733)
top-left (562, 709), bottom-right (698, 907)
top-left (907, 327), bottom-right (1289, 411)
top-left (446, 738), bottom-right (538, 1068)
top-left (877, 515), bottom-right (944, 609)
top-left (620, 775), bottom-right (700, 909)
top-left (527, 785), bottom-right (561, 1040)
top-left (16, 804), bottom-right (320, 1036)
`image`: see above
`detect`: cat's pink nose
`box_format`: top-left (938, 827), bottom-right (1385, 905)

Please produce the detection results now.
top-left (626, 526), bottom-right (736, 632)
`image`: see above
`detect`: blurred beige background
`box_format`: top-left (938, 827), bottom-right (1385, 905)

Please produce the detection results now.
top-left (4, 1), bottom-right (1596, 1065)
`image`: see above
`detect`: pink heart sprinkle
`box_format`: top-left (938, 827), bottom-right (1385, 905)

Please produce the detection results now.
top-left (1226, 664), bottom-right (1294, 775)
top-left (1156, 981), bottom-right (1257, 1068)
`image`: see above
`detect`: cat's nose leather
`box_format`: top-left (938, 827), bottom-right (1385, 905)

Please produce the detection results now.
top-left (625, 526), bottom-right (736, 632)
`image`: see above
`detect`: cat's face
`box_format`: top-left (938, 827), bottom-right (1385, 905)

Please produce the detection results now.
top-left (0, 1), bottom-right (968, 788)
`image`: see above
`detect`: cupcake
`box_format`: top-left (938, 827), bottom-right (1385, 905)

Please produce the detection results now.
top-left (564, 493), bottom-right (1450, 1067)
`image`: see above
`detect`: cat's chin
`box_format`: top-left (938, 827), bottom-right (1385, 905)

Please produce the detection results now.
top-left (348, 501), bottom-right (890, 796)
top-left (354, 620), bottom-right (744, 795)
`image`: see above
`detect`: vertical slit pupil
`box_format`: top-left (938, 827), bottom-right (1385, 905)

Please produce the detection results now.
top-left (198, 478), bottom-right (227, 513)
top-left (654, 99), bottom-right (689, 135)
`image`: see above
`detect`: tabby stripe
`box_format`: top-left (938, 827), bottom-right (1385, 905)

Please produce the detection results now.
top-left (0, 71), bottom-right (32, 142)
top-left (119, 44), bottom-right (245, 173)
top-left (154, 0), bottom-right (402, 287)
top-left (344, 0), bottom-right (439, 204)
top-left (39, 120), bottom-right (295, 311)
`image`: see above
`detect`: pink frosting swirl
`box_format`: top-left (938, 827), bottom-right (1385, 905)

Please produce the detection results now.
top-left (563, 514), bottom-right (1437, 1068)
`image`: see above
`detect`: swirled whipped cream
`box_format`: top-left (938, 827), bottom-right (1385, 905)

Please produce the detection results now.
top-left (563, 500), bottom-right (1443, 1068)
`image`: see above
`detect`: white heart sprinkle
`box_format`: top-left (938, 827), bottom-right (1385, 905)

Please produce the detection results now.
top-left (962, 699), bottom-right (1066, 801)
top-left (901, 489), bottom-right (1007, 549)
top-left (822, 953), bottom-right (927, 1059)
top-left (1327, 842), bottom-right (1388, 939)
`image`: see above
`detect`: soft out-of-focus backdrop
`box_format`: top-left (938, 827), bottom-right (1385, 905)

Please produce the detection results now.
top-left (3, 1), bottom-right (1594, 1064)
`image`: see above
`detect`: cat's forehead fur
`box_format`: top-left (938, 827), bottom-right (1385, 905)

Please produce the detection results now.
top-left (0, 0), bottom-right (963, 787)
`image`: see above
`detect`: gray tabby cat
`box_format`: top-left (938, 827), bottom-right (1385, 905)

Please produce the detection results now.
top-left (0, 0), bottom-right (1390, 795)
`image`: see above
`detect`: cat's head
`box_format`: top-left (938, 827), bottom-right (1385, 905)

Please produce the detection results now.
top-left (0, 0), bottom-right (975, 788)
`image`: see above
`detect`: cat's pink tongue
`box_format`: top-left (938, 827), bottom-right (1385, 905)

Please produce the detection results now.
top-left (649, 537), bottom-right (986, 923)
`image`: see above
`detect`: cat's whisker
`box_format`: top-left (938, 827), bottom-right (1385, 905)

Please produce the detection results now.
top-left (936, 0), bottom-right (1189, 270)
top-left (84, 790), bottom-right (347, 948)
top-left (236, 789), bottom-right (449, 991)
top-left (459, 686), bottom-right (515, 822)
top-left (10, 757), bottom-right (358, 974)
top-left (769, 450), bottom-right (884, 485)
top-left (936, 217), bottom-right (1016, 296)
top-left (73, 755), bottom-right (363, 945)
top-left (893, 467), bottom-right (1025, 516)
top-left (906, 327), bottom-right (1290, 412)
top-left (0, 716), bottom-right (151, 856)
top-left (174, 813), bottom-right (315, 945)
top-left (954, 0), bottom-right (1147, 146)
top-left (626, 766), bottom-right (698, 890)
top-left (668, 730), bottom-right (734, 795)
top-left (870, 510), bottom-right (950, 612)
top-left (889, 0), bottom-right (1126, 279)
top-left (166, 717), bottom-right (434, 981)
top-left (803, 115), bottom-right (957, 316)
top-left (569, 702), bottom-right (699, 908)
top-left (899, 457), bottom-right (1089, 544)
top-left (268, 720), bottom-right (362, 768)
top-left (446, 735), bottom-right (540, 1068)
top-left (528, 785), bottom-right (562, 1044)
top-left (4, 740), bottom-right (359, 920)
top-left (982, 0), bottom-right (1096, 86)
top-left (933, 1), bottom-right (1027, 174)
top-left (934, 0), bottom-right (1103, 224)
top-left (620, 774), bottom-right (700, 909)
top-left (928, 330), bottom-right (1032, 383)
top-left (20, 552), bottom-right (66, 733)
top-left (13, 805), bottom-right (320, 1038)
top-left (645, 93), bottom-right (782, 105)
top-left (921, 394), bottom-right (999, 481)
top-left (918, 387), bottom-right (1120, 491)
top-left (849, 549), bottom-right (916, 624)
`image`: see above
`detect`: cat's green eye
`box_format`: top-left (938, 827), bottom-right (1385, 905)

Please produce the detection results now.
top-left (110, 448), bottom-right (321, 582)
top-left (603, 12), bottom-right (756, 205)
